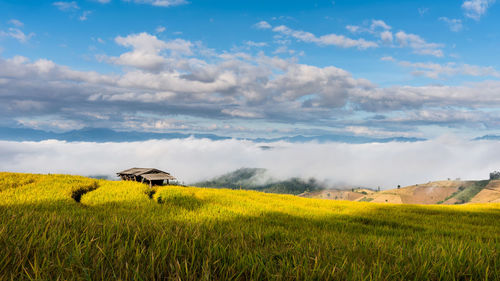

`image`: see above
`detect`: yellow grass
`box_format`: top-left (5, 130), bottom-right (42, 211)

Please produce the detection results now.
top-left (1, 172), bottom-right (500, 280)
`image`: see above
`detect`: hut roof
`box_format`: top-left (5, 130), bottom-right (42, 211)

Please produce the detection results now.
top-left (141, 173), bottom-right (176, 181)
top-left (117, 167), bottom-right (168, 176)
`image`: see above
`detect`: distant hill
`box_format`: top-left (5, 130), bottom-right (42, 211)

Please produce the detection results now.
top-left (300, 179), bottom-right (500, 204)
top-left (0, 126), bottom-right (425, 143)
top-left (474, 135), bottom-right (500, 141)
top-left (192, 168), bottom-right (325, 195)
top-left (0, 127), bottom-right (230, 142)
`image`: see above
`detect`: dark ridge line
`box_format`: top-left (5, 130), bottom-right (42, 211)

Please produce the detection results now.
top-left (72, 181), bottom-right (99, 203)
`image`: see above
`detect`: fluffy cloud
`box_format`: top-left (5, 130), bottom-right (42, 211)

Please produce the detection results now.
top-left (254, 21), bottom-right (272, 29)
top-left (380, 30), bottom-right (393, 44)
top-left (155, 26), bottom-right (166, 33)
top-left (79, 11), bottom-right (92, 21)
top-left (272, 25), bottom-right (378, 49)
top-left (8, 19), bottom-right (24, 27)
top-left (393, 58), bottom-right (500, 79)
top-left (346, 19), bottom-right (391, 34)
top-left (439, 17), bottom-right (463, 32)
top-left (394, 31), bottom-right (444, 57)
top-left (462, 0), bottom-right (495, 20)
top-left (53, 1), bottom-right (79, 11)
top-left (1, 138), bottom-right (499, 188)
top-left (351, 81), bottom-right (500, 112)
top-left (109, 32), bottom-right (192, 71)
top-left (0, 28), bottom-right (34, 43)
top-left (370, 20), bottom-right (391, 30)
top-left (345, 20), bottom-right (443, 56)
top-left (2, 31), bottom-right (500, 135)
top-left (130, 0), bottom-right (188, 7)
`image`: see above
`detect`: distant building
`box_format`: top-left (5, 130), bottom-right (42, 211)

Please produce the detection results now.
top-left (117, 168), bottom-right (176, 188)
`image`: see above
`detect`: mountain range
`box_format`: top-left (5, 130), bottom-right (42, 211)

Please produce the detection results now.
top-left (0, 127), bottom-right (427, 143)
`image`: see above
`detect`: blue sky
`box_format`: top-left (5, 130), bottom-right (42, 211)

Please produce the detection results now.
top-left (1, 0), bottom-right (500, 139)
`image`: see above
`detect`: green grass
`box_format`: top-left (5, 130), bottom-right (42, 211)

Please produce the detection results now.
top-left (452, 180), bottom-right (490, 204)
top-left (1, 172), bottom-right (500, 280)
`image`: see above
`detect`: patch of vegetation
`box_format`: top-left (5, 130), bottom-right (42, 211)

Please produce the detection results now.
top-left (71, 181), bottom-right (99, 203)
top-left (0, 173), bottom-right (499, 280)
top-left (453, 180), bottom-right (489, 204)
top-left (438, 185), bottom-right (466, 204)
top-left (437, 181), bottom-right (490, 204)
top-left (155, 189), bottom-right (204, 210)
top-left (193, 168), bottom-right (324, 195)
top-left (359, 197), bottom-right (374, 202)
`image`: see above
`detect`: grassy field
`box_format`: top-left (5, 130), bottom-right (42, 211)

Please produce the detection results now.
top-left (1, 172), bottom-right (500, 280)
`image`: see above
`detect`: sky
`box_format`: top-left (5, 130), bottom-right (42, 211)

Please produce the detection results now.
top-left (1, 0), bottom-right (500, 140)
top-left (2, 1), bottom-right (500, 185)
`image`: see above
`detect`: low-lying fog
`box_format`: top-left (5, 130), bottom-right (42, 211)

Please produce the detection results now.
top-left (1, 136), bottom-right (499, 189)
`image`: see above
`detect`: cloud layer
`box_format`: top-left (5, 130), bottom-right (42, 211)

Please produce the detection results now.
top-left (1, 138), bottom-right (499, 189)
top-left (2, 29), bottom-right (500, 137)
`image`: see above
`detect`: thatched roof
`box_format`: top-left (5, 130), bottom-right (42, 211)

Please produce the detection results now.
top-left (141, 173), bottom-right (176, 181)
top-left (117, 167), bottom-right (177, 181)
top-left (117, 167), bottom-right (165, 176)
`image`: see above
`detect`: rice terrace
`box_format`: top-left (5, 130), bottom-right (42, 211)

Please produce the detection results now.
top-left (0, 171), bottom-right (499, 280)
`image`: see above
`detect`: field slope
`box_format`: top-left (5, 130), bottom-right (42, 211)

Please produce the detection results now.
top-left (1, 172), bottom-right (500, 280)
top-left (301, 180), bottom-right (500, 204)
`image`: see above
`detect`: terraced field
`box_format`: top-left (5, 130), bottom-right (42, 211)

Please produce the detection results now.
top-left (1, 172), bottom-right (500, 280)
top-left (301, 180), bottom-right (500, 204)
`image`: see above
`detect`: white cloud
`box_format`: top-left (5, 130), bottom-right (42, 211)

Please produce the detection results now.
top-left (439, 17), bottom-right (463, 32)
top-left (109, 32), bottom-right (192, 71)
top-left (130, 0), bottom-right (188, 7)
top-left (272, 25), bottom-right (378, 49)
top-left (370, 20), bottom-right (391, 30)
top-left (345, 25), bottom-right (360, 33)
top-left (395, 31), bottom-right (444, 57)
top-left (155, 26), bottom-right (166, 33)
top-left (380, 30), bottom-right (393, 44)
top-left (344, 20), bottom-right (443, 56)
top-left (346, 20), bottom-right (391, 34)
top-left (97, 0), bottom-right (111, 3)
top-left (380, 56), bottom-right (395, 61)
top-left (397, 60), bottom-right (500, 79)
top-left (462, 0), bottom-right (495, 20)
top-left (53, 1), bottom-right (80, 11)
top-left (418, 7), bottom-right (429, 16)
top-left (245, 41), bottom-right (267, 47)
top-left (0, 28), bottom-right (34, 43)
top-left (254, 21), bottom-right (272, 29)
top-left (79, 10), bottom-right (92, 21)
top-left (1, 138), bottom-right (499, 189)
top-left (351, 81), bottom-right (500, 111)
top-left (8, 19), bottom-right (24, 27)
top-left (221, 109), bottom-right (262, 118)
top-left (3, 30), bottom-right (500, 134)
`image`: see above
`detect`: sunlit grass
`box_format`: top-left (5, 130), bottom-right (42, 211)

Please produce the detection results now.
top-left (0, 172), bottom-right (499, 280)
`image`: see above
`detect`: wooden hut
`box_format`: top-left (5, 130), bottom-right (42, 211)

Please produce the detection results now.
top-left (117, 167), bottom-right (176, 188)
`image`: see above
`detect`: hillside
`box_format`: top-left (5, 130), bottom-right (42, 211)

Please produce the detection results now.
top-left (1, 172), bottom-right (500, 280)
top-left (192, 168), bottom-right (325, 195)
top-left (300, 179), bottom-right (500, 204)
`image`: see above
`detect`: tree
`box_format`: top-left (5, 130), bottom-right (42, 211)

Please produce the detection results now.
top-left (397, 185), bottom-right (401, 189)
top-left (490, 171), bottom-right (500, 180)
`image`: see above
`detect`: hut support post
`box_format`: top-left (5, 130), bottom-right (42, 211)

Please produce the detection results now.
top-left (149, 180), bottom-right (152, 188)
